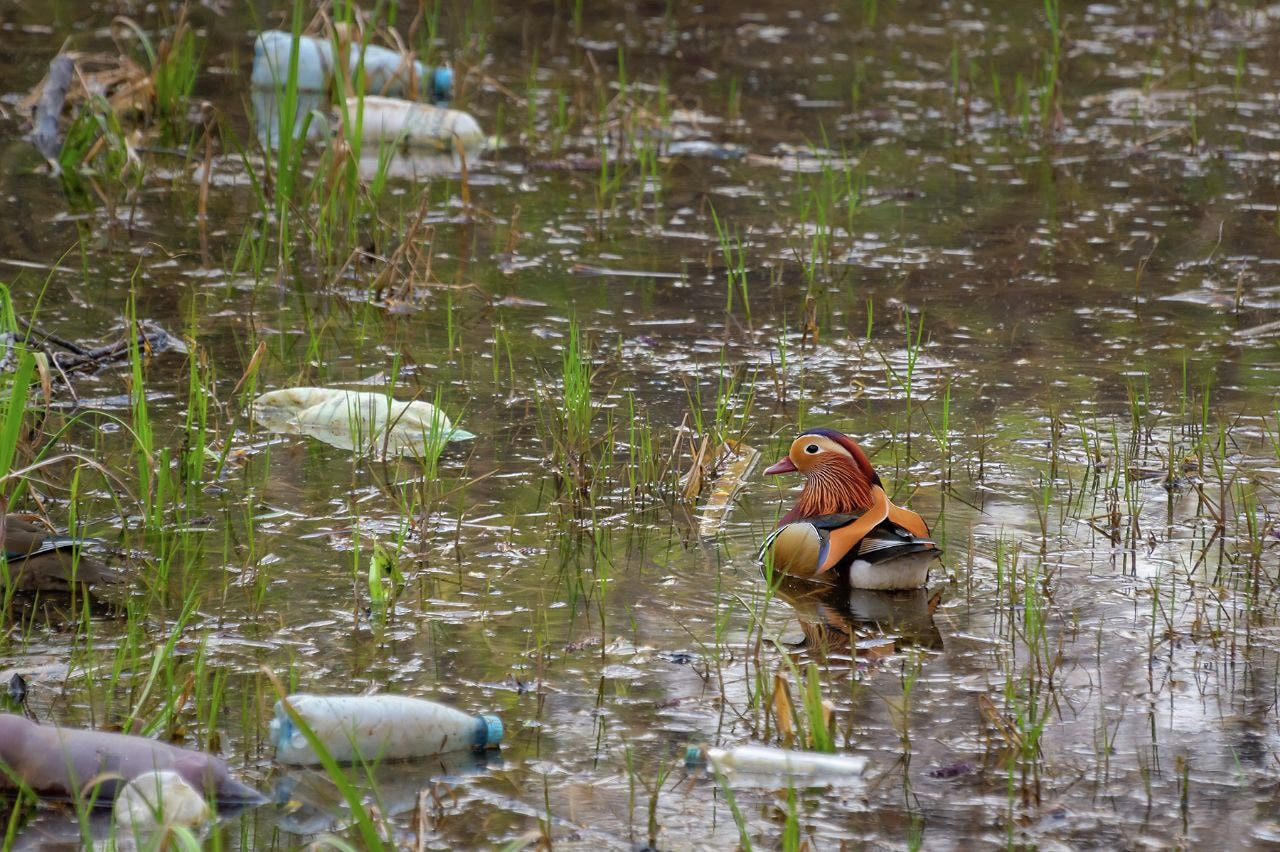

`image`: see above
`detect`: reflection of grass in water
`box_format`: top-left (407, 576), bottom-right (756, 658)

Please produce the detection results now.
top-left (874, 308), bottom-right (927, 493)
top-left (985, 539), bottom-right (1054, 810)
top-left (624, 394), bottom-right (656, 500)
top-left (713, 767), bottom-right (754, 851)
top-left (519, 49), bottom-right (542, 147)
top-left (678, 348), bottom-right (756, 503)
top-left (621, 744), bottom-right (676, 849)
top-left (794, 135), bottom-right (863, 285)
top-left (562, 320), bottom-right (592, 455)
top-left (930, 379), bottom-right (953, 492)
top-left (711, 205), bottom-right (750, 327)
top-left (1040, 0), bottom-right (1062, 131)
top-left (125, 290), bottom-right (162, 529)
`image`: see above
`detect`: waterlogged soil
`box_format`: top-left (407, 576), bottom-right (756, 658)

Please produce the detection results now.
top-left (2, 1), bottom-right (1280, 849)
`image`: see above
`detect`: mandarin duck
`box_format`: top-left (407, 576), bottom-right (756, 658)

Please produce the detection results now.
top-left (761, 428), bottom-right (940, 589)
top-left (1, 514), bottom-right (122, 593)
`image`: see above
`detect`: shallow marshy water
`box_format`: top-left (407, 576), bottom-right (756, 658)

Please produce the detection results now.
top-left (1, 0), bottom-right (1279, 848)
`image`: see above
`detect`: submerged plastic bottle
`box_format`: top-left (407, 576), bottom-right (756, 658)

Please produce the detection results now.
top-left (252, 31), bottom-right (453, 105)
top-left (271, 694), bottom-right (503, 766)
top-left (687, 745), bottom-right (868, 778)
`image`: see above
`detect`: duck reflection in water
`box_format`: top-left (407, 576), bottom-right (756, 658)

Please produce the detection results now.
top-left (770, 573), bottom-right (944, 662)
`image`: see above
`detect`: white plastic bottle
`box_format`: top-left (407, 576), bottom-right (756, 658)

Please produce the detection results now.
top-left (251, 31), bottom-right (453, 104)
top-left (271, 694), bottom-right (503, 765)
top-left (692, 745), bottom-right (867, 778)
top-left (251, 31), bottom-right (336, 95)
top-left (349, 96), bottom-right (484, 154)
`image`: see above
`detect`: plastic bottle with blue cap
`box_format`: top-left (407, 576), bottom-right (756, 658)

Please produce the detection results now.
top-left (271, 694), bottom-right (503, 765)
top-left (252, 30), bottom-right (453, 105)
top-left (250, 29), bottom-right (484, 152)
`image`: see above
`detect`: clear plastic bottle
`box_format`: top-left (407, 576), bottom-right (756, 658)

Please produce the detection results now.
top-left (252, 31), bottom-right (453, 105)
top-left (271, 694), bottom-right (503, 765)
top-left (688, 745), bottom-right (868, 778)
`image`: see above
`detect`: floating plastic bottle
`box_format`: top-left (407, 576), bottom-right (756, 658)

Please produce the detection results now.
top-left (252, 91), bottom-right (485, 154)
top-left (271, 694), bottom-right (504, 766)
top-left (251, 30), bottom-right (453, 105)
top-left (687, 744), bottom-right (868, 778)
top-left (348, 96), bottom-right (484, 154)
top-left (250, 32), bottom-right (484, 154)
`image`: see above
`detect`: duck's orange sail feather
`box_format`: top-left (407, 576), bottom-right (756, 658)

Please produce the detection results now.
top-left (817, 486), bottom-right (890, 574)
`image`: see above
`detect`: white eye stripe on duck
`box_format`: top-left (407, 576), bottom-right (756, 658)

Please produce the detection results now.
top-left (792, 435), bottom-right (855, 462)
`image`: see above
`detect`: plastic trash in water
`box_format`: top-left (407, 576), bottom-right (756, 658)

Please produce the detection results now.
top-left (252, 91), bottom-right (485, 154)
top-left (250, 387), bottom-right (476, 458)
top-left (114, 770), bottom-right (211, 833)
top-left (271, 694), bottom-right (504, 765)
top-left (347, 96), bottom-right (484, 154)
top-left (0, 713), bottom-right (265, 807)
top-left (251, 30), bottom-right (452, 104)
top-left (250, 86), bottom-right (328, 149)
top-left (250, 30), bottom-right (474, 152)
top-left (686, 744), bottom-right (868, 779)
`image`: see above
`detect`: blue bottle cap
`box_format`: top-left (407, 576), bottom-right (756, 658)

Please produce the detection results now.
top-left (473, 713), bottom-right (503, 749)
top-left (431, 67), bottom-right (454, 105)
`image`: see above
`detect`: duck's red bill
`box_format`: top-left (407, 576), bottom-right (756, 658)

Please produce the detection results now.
top-left (764, 457), bottom-right (797, 475)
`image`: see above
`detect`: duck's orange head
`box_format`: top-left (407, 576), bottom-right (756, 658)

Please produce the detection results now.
top-left (765, 428), bottom-right (882, 518)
